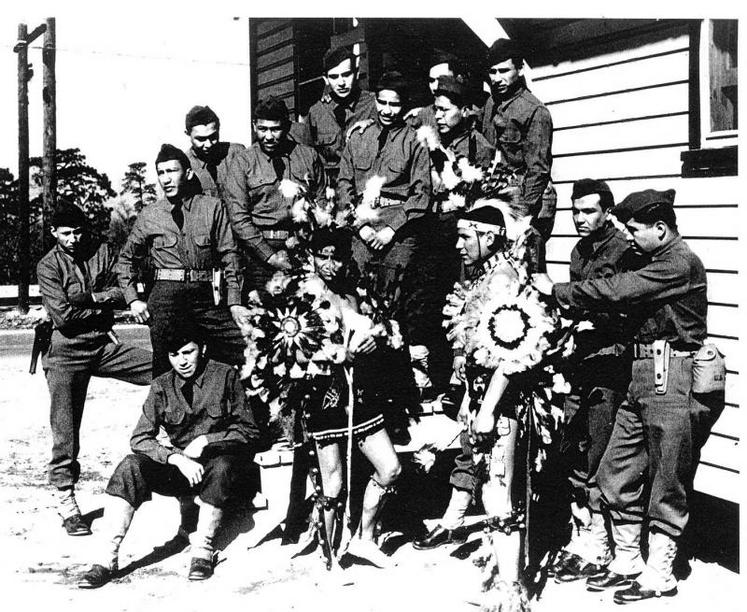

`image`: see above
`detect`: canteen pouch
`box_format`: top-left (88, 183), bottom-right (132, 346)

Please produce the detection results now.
top-left (691, 344), bottom-right (726, 394)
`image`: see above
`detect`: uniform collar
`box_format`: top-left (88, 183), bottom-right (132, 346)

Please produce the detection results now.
top-left (494, 76), bottom-right (528, 110)
top-left (443, 123), bottom-right (469, 149)
top-left (579, 222), bottom-right (619, 253)
top-left (174, 358), bottom-right (210, 389)
top-left (322, 85), bottom-right (361, 108)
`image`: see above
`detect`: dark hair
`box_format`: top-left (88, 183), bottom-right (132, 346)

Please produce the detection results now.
top-left (164, 321), bottom-right (204, 353)
top-left (429, 49), bottom-right (462, 76)
top-left (375, 71), bottom-right (408, 100)
top-left (155, 143), bottom-right (190, 171)
top-left (486, 38), bottom-right (525, 71)
top-left (323, 46), bottom-right (357, 74)
top-left (309, 227), bottom-right (353, 261)
top-left (572, 178), bottom-right (615, 211)
top-left (254, 96), bottom-right (290, 126)
top-left (185, 105), bottom-right (220, 132)
top-left (632, 203), bottom-right (678, 229)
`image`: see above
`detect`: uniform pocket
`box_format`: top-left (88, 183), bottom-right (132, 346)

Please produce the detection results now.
top-left (153, 234), bottom-right (178, 249)
top-left (194, 234), bottom-right (211, 248)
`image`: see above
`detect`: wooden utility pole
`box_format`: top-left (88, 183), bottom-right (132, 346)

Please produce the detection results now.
top-left (43, 18), bottom-right (57, 233)
top-left (13, 21), bottom-right (47, 314)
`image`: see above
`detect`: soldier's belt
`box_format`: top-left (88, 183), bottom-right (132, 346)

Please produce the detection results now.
top-left (377, 196), bottom-right (405, 208)
top-left (632, 343), bottom-right (696, 360)
top-left (155, 268), bottom-right (212, 282)
top-left (261, 229), bottom-right (290, 240)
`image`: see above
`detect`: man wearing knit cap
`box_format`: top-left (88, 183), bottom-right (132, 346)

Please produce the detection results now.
top-left (306, 46), bottom-right (377, 184)
top-left (337, 71), bottom-right (430, 418)
top-left (482, 38), bottom-right (556, 246)
top-left (552, 179), bottom-right (641, 583)
top-left (223, 96), bottom-right (326, 291)
top-left (184, 105), bottom-right (245, 201)
top-left (535, 188), bottom-right (722, 603)
top-left (118, 144), bottom-right (250, 377)
top-left (38, 200), bottom-right (152, 536)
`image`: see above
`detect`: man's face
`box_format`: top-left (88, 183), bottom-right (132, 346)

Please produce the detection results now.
top-left (313, 245), bottom-right (345, 283)
top-left (456, 225), bottom-right (495, 265)
top-left (572, 194), bottom-right (608, 237)
top-left (168, 341), bottom-right (204, 379)
top-left (625, 219), bottom-right (662, 254)
top-left (254, 119), bottom-right (287, 155)
top-left (187, 122), bottom-right (219, 161)
top-left (156, 160), bottom-right (190, 198)
top-left (51, 225), bottom-right (84, 255)
top-left (488, 58), bottom-right (521, 95)
top-left (428, 62), bottom-right (454, 95)
top-left (376, 89), bottom-right (403, 127)
top-left (324, 58), bottom-right (356, 100)
top-left (434, 94), bottom-right (463, 135)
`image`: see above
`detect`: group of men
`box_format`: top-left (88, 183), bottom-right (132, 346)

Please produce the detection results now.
top-left (34, 36), bottom-right (723, 604)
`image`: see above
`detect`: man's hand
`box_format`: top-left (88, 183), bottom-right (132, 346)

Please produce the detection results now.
top-left (168, 453), bottom-right (204, 486)
top-left (230, 305), bottom-right (252, 332)
top-left (404, 107), bottom-right (424, 121)
top-left (182, 435), bottom-right (209, 459)
top-left (130, 299), bottom-right (151, 324)
top-left (358, 225), bottom-right (376, 246)
top-left (267, 249), bottom-right (292, 271)
top-left (472, 409), bottom-right (496, 437)
top-left (453, 355), bottom-right (466, 382)
top-left (369, 226), bottom-right (395, 251)
top-left (346, 119), bottom-right (375, 140)
top-left (532, 273), bottom-right (554, 296)
top-left (456, 399), bottom-right (471, 427)
top-left (351, 335), bottom-right (377, 356)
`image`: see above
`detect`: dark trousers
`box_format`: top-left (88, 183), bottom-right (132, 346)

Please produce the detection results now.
top-left (106, 452), bottom-right (248, 509)
top-left (148, 281), bottom-right (245, 377)
top-left (449, 430), bottom-right (476, 494)
top-left (44, 332), bottom-right (152, 488)
top-left (593, 356), bottom-right (722, 538)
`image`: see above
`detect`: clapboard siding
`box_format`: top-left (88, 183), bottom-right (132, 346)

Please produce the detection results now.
top-left (256, 25), bottom-right (294, 53)
top-left (257, 46), bottom-right (296, 71)
top-left (536, 25), bottom-right (740, 501)
top-left (257, 60), bottom-right (295, 87)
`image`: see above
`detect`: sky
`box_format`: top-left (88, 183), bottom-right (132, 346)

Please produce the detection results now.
top-left (0, 7), bottom-right (251, 190)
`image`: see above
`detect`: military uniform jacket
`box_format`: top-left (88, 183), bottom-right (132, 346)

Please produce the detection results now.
top-left (307, 88), bottom-right (378, 170)
top-left (481, 78), bottom-right (553, 217)
top-left (554, 236), bottom-right (707, 348)
top-left (337, 120), bottom-right (431, 233)
top-left (130, 359), bottom-right (259, 464)
top-left (38, 241), bottom-right (124, 338)
top-left (116, 192), bottom-right (242, 305)
top-left (431, 126), bottom-right (495, 199)
top-left (186, 142), bottom-right (246, 200)
top-left (223, 140), bottom-right (326, 261)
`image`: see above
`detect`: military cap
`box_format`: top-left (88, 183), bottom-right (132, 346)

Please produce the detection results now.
top-left (457, 204), bottom-right (506, 235)
top-left (51, 200), bottom-right (88, 229)
top-left (185, 105), bottom-right (220, 132)
top-left (572, 178), bottom-right (614, 210)
top-left (155, 143), bottom-right (190, 170)
top-left (323, 46), bottom-right (356, 73)
top-left (430, 49), bottom-right (459, 71)
top-left (254, 96), bottom-right (290, 123)
top-left (486, 38), bottom-right (524, 68)
top-left (433, 75), bottom-right (466, 104)
top-left (613, 189), bottom-right (676, 223)
top-left (375, 71), bottom-right (408, 98)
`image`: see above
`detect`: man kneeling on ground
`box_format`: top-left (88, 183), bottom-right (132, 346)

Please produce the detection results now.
top-left (77, 323), bottom-right (259, 587)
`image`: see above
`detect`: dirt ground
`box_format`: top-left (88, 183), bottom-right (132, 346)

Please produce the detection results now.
top-left (1, 329), bottom-right (741, 612)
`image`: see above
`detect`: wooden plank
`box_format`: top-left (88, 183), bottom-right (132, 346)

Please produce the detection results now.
top-left (551, 206), bottom-right (738, 240)
top-left (535, 50), bottom-right (689, 104)
top-left (700, 434), bottom-right (739, 472)
top-left (256, 26), bottom-right (293, 53)
top-left (257, 60), bottom-right (295, 87)
top-left (710, 404), bottom-right (741, 439)
top-left (725, 374), bottom-right (740, 407)
top-left (256, 19), bottom-right (291, 37)
top-left (257, 45), bottom-right (294, 71)
top-left (553, 114), bottom-right (689, 156)
top-left (552, 146), bottom-right (687, 184)
top-left (549, 83), bottom-right (689, 129)
top-left (693, 463), bottom-right (740, 503)
top-left (257, 78), bottom-right (295, 100)
top-left (532, 33), bottom-right (689, 80)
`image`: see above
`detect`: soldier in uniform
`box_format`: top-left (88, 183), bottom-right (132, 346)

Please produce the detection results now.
top-left (552, 179), bottom-right (640, 582)
top-left (482, 39), bottom-right (556, 246)
top-left (183, 105), bottom-right (245, 200)
top-left (405, 49), bottom-right (462, 131)
top-left (77, 323), bottom-right (259, 587)
top-left (306, 46), bottom-right (378, 184)
top-left (117, 144), bottom-right (250, 377)
top-left (535, 189), bottom-right (722, 603)
top-left (223, 97), bottom-right (326, 292)
top-left (37, 201), bottom-right (152, 536)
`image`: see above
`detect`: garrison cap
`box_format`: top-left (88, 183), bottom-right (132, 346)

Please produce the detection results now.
top-left (323, 46), bottom-right (356, 73)
top-left (185, 105), bottom-right (220, 132)
top-left (486, 38), bottom-right (524, 68)
top-left (433, 75), bottom-right (466, 104)
top-left (51, 200), bottom-right (88, 229)
top-left (155, 143), bottom-right (190, 170)
top-left (613, 189), bottom-right (676, 223)
top-left (430, 48), bottom-right (459, 70)
top-left (375, 71), bottom-right (408, 98)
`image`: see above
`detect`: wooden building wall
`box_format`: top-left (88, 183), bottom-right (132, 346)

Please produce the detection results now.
top-left (528, 24), bottom-right (740, 502)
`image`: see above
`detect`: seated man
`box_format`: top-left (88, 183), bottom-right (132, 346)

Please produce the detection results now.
top-left (77, 324), bottom-right (259, 588)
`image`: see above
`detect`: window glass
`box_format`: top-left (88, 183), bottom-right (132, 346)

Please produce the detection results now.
top-left (709, 20), bottom-right (738, 133)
